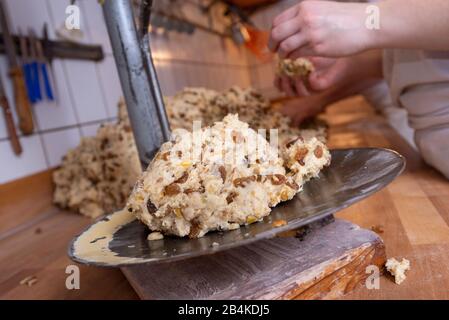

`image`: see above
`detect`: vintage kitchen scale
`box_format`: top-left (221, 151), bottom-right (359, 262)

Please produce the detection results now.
top-left (69, 0), bottom-right (405, 299)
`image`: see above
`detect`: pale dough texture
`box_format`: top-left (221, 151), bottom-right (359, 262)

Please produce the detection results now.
top-left (165, 86), bottom-right (327, 145)
top-left (385, 258), bottom-right (410, 285)
top-left (53, 100), bottom-right (141, 218)
top-left (54, 87), bottom-right (328, 218)
top-left (277, 58), bottom-right (314, 78)
top-left (126, 114), bottom-right (330, 238)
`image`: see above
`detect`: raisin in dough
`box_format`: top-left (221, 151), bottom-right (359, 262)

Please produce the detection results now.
top-left (126, 114), bottom-right (330, 238)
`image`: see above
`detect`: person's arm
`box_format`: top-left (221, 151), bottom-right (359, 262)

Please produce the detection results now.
top-left (269, 0), bottom-right (449, 59)
top-left (375, 0), bottom-right (449, 51)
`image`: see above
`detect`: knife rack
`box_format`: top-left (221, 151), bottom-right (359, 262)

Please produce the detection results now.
top-left (0, 33), bottom-right (104, 62)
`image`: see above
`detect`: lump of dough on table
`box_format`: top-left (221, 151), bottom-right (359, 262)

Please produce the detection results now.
top-left (53, 100), bottom-right (141, 218)
top-left (164, 87), bottom-right (219, 130)
top-left (126, 114), bottom-right (331, 238)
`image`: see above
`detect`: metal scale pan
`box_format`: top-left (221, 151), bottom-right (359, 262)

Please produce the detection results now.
top-left (68, 147), bottom-right (405, 267)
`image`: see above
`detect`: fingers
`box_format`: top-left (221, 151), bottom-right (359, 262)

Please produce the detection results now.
top-left (307, 57), bottom-right (335, 70)
top-left (278, 33), bottom-right (307, 58)
top-left (293, 78), bottom-right (310, 97)
top-left (276, 75), bottom-right (311, 99)
top-left (281, 76), bottom-right (296, 97)
top-left (305, 57), bottom-right (339, 92)
top-left (308, 65), bottom-right (341, 91)
top-left (269, 3), bottom-right (313, 56)
top-left (309, 72), bottom-right (331, 91)
top-left (274, 76), bottom-right (282, 91)
top-left (288, 45), bottom-right (317, 60)
top-left (269, 18), bottom-right (302, 52)
top-left (272, 4), bottom-right (300, 28)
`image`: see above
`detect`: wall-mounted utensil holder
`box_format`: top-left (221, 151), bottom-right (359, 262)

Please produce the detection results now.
top-left (0, 34), bottom-right (104, 62)
top-left (150, 9), bottom-right (231, 38)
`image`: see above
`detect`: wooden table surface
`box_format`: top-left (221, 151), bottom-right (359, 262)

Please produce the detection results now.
top-left (1, 96), bottom-right (449, 299)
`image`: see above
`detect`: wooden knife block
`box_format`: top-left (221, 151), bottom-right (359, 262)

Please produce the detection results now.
top-left (122, 218), bottom-right (386, 299)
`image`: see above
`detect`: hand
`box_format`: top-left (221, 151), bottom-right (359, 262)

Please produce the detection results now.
top-left (280, 93), bottom-right (329, 126)
top-left (274, 74), bottom-right (310, 97)
top-left (275, 56), bottom-right (354, 96)
top-left (268, 0), bottom-right (372, 58)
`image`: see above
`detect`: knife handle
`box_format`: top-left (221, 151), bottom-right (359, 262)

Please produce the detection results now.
top-left (9, 66), bottom-right (34, 135)
top-left (40, 63), bottom-right (54, 101)
top-left (1, 95), bottom-right (22, 155)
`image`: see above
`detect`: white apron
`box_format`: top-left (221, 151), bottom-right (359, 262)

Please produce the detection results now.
top-left (383, 49), bottom-right (449, 178)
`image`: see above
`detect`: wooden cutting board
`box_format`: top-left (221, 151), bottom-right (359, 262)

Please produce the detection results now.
top-left (122, 218), bottom-right (385, 299)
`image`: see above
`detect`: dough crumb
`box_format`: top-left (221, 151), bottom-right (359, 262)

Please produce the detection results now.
top-left (272, 219), bottom-right (287, 227)
top-left (20, 275), bottom-right (38, 287)
top-left (228, 223), bottom-right (240, 230)
top-left (370, 224), bottom-right (384, 234)
top-left (211, 242), bottom-right (220, 247)
top-left (147, 232), bottom-right (164, 241)
top-left (385, 258), bottom-right (410, 285)
top-left (277, 57), bottom-right (314, 78)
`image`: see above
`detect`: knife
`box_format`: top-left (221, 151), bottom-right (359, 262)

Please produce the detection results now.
top-left (28, 29), bottom-right (42, 103)
top-left (30, 28), bottom-right (54, 102)
top-left (0, 68), bottom-right (22, 155)
top-left (0, 0), bottom-right (34, 134)
top-left (18, 28), bottom-right (36, 103)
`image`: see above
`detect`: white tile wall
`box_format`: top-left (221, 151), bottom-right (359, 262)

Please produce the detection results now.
top-left (41, 127), bottom-right (81, 167)
top-left (64, 59), bottom-right (109, 123)
top-left (80, 122), bottom-right (103, 138)
top-left (33, 59), bottom-right (79, 130)
top-left (0, 0), bottom-right (259, 184)
top-left (0, 135), bottom-right (48, 182)
top-left (97, 56), bottom-right (123, 118)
